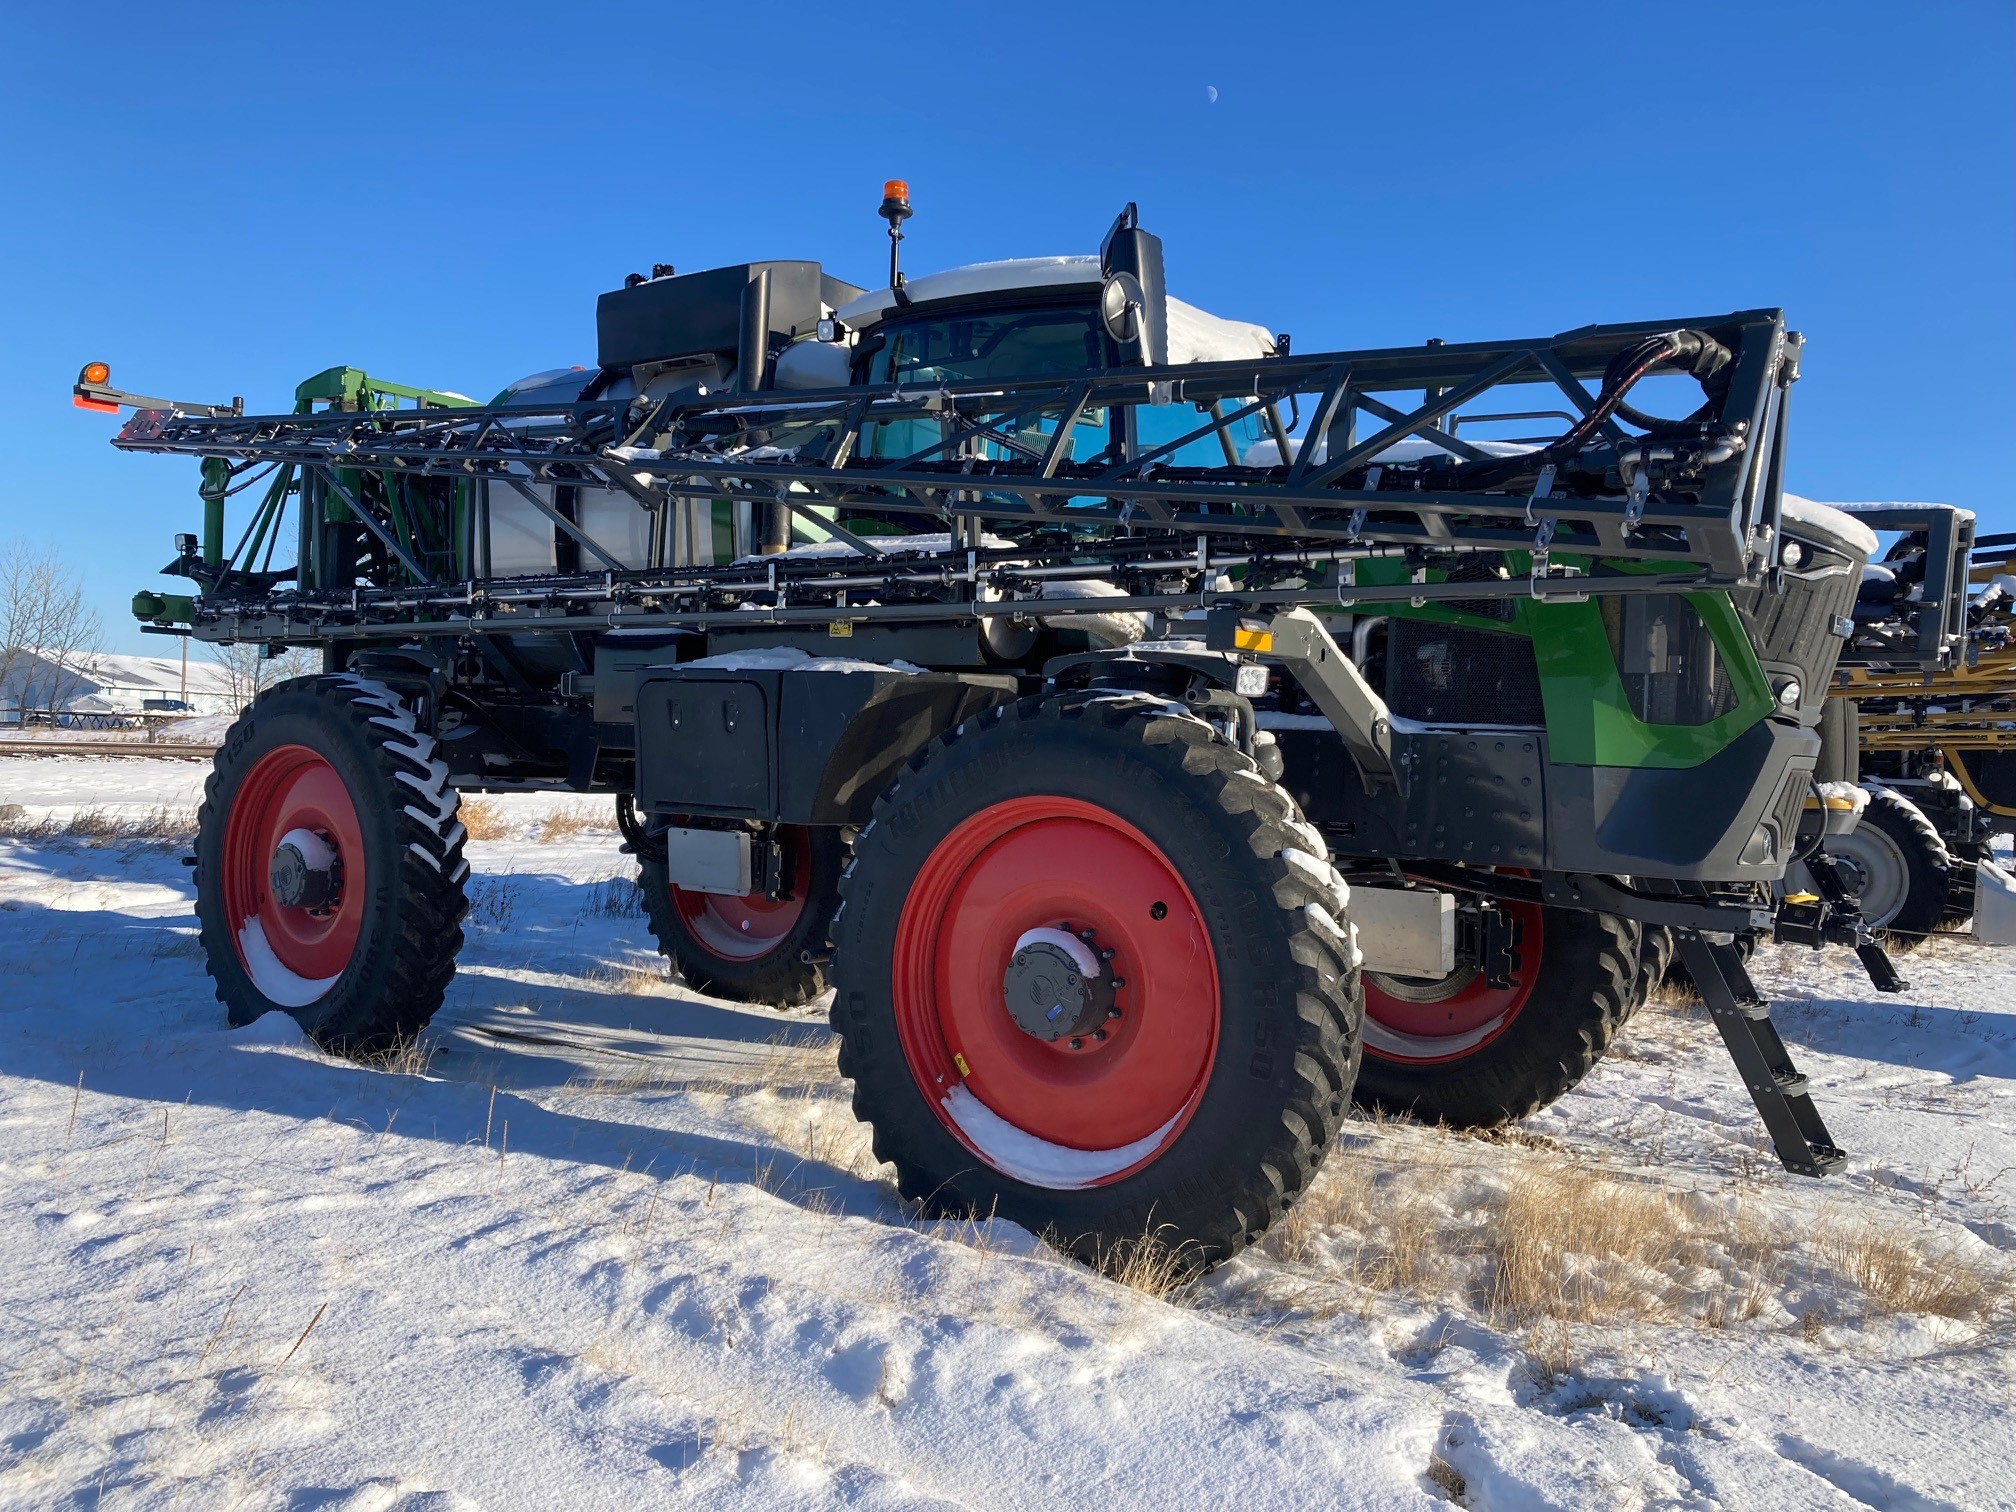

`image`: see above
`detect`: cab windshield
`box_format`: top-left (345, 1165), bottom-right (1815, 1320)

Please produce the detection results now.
top-left (864, 305), bottom-right (1108, 385)
top-left (860, 304), bottom-right (1110, 465)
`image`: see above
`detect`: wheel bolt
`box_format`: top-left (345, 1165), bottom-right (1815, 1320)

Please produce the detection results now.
top-left (1069, 1037), bottom-right (1083, 1049)
top-left (1107, 1007), bottom-right (1123, 1020)
top-left (1093, 1029), bottom-right (1108, 1042)
top-left (1111, 977), bottom-right (1126, 990)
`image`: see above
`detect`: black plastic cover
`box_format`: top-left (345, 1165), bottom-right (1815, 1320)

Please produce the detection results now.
top-left (596, 262), bottom-right (864, 371)
top-left (633, 666), bottom-right (1015, 823)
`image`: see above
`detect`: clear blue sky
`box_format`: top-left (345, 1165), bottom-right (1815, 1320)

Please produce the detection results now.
top-left (4, 1), bottom-right (2010, 654)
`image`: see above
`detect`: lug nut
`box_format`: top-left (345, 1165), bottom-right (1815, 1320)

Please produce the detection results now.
top-left (1069, 1037), bottom-right (1083, 1049)
top-left (1093, 1029), bottom-right (1108, 1043)
top-left (1110, 977), bottom-right (1125, 990)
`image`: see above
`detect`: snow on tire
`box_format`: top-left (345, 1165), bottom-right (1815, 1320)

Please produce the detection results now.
top-left (195, 674), bottom-right (468, 1056)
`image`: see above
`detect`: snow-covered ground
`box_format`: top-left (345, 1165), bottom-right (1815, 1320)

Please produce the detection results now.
top-left (2, 756), bottom-right (2012, 1510)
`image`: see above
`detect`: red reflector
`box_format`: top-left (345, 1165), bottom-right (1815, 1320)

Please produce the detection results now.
top-left (73, 394), bottom-right (120, 413)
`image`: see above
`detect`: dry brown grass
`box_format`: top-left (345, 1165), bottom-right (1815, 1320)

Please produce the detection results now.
top-left (1817, 1215), bottom-right (2015, 1322)
top-left (0, 804), bottom-right (192, 843)
top-left (1100, 1227), bottom-right (1207, 1300)
top-left (536, 800), bottom-right (615, 844)
top-left (456, 798), bottom-right (513, 842)
top-left (1237, 1123), bottom-right (2015, 1343)
top-left (584, 960), bottom-right (671, 996)
top-left (358, 1033), bottom-right (437, 1078)
top-left (1478, 1163), bottom-right (1779, 1331)
top-left (454, 796), bottom-right (616, 844)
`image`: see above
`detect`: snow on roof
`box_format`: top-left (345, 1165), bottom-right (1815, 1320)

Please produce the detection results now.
top-left (70, 653), bottom-right (240, 697)
top-left (1824, 500), bottom-right (1977, 524)
top-left (832, 256), bottom-right (1276, 365)
top-left (1781, 496), bottom-right (1881, 559)
top-left (832, 257), bottom-right (1102, 325)
top-left (0, 650), bottom-right (239, 701)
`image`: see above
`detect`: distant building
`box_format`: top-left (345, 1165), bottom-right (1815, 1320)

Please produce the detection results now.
top-left (0, 651), bottom-right (241, 726)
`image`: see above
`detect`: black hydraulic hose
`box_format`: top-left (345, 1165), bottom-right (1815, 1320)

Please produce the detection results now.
top-left (1423, 329), bottom-right (1731, 493)
top-left (615, 792), bottom-right (667, 863)
top-left (1422, 335), bottom-right (1676, 492)
top-left (1608, 329), bottom-right (1734, 435)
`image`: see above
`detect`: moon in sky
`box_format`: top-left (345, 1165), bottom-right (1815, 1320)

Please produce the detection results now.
top-left (1205, 85), bottom-right (1219, 104)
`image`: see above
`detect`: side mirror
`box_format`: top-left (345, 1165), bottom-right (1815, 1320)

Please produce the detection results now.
top-left (1100, 272), bottom-right (1146, 346)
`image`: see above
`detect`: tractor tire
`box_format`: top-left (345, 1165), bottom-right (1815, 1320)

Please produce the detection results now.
top-left (1827, 786), bottom-right (1952, 948)
top-left (638, 824), bottom-right (843, 1007)
top-left (1354, 905), bottom-right (1638, 1128)
top-left (1631, 923), bottom-right (1676, 1012)
top-left (829, 694), bottom-right (1363, 1271)
top-left (194, 674), bottom-right (468, 1057)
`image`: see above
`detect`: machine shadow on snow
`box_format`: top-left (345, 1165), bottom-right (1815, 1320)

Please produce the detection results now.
top-left (0, 883), bottom-right (885, 1226)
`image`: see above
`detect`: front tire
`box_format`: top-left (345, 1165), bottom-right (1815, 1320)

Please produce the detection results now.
top-left (1354, 904), bottom-right (1638, 1128)
top-left (1824, 786), bottom-right (1952, 948)
top-left (829, 695), bottom-right (1362, 1270)
top-left (195, 675), bottom-right (468, 1056)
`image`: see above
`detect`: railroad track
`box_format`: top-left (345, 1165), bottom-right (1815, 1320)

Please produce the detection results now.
top-left (0, 739), bottom-right (218, 760)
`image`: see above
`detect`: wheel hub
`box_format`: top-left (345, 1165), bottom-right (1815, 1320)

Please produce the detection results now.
top-left (1002, 926), bottom-right (1116, 1043)
top-left (269, 827), bottom-right (339, 912)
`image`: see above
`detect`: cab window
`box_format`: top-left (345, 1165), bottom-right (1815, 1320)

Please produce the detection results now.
top-left (861, 305), bottom-right (1111, 464)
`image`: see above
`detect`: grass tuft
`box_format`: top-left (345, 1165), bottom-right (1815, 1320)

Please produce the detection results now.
top-left (536, 800), bottom-right (614, 844)
top-left (0, 804), bottom-right (192, 844)
top-left (456, 798), bottom-right (513, 842)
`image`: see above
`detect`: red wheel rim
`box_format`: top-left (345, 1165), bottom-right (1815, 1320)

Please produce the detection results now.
top-left (222, 744), bottom-right (367, 1004)
top-left (671, 825), bottom-right (812, 961)
top-left (891, 796), bottom-right (1219, 1188)
top-left (1362, 900), bottom-right (1543, 1064)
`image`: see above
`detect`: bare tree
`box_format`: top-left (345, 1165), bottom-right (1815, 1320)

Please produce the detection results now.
top-left (201, 641), bottom-right (323, 710)
top-left (0, 542), bottom-right (104, 722)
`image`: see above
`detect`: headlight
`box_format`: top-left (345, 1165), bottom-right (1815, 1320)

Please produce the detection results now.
top-left (1235, 663), bottom-right (1269, 697)
top-left (1775, 678), bottom-right (1803, 707)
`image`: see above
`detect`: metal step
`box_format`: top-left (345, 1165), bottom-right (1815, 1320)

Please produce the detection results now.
top-left (1674, 929), bottom-right (1847, 1178)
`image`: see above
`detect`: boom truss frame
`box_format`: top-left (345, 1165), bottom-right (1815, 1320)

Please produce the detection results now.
top-left (110, 310), bottom-right (1801, 644)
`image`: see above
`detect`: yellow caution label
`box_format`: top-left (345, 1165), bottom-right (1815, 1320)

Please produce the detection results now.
top-left (829, 619), bottom-right (855, 638)
top-left (1233, 627), bottom-right (1274, 653)
top-left (952, 1053), bottom-right (971, 1078)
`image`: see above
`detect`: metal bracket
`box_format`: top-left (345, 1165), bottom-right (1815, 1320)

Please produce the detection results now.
top-left (1239, 607), bottom-right (1394, 785)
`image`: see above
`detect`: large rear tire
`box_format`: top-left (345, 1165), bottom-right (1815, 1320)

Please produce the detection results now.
top-left (1354, 905), bottom-right (1638, 1128)
top-left (638, 825), bottom-right (843, 1006)
top-left (829, 695), bottom-right (1362, 1270)
top-left (195, 675), bottom-right (468, 1056)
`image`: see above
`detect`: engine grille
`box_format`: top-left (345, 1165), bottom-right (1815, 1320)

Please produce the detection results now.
top-left (1732, 552), bottom-right (1862, 718)
top-left (1385, 619), bottom-right (1543, 726)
